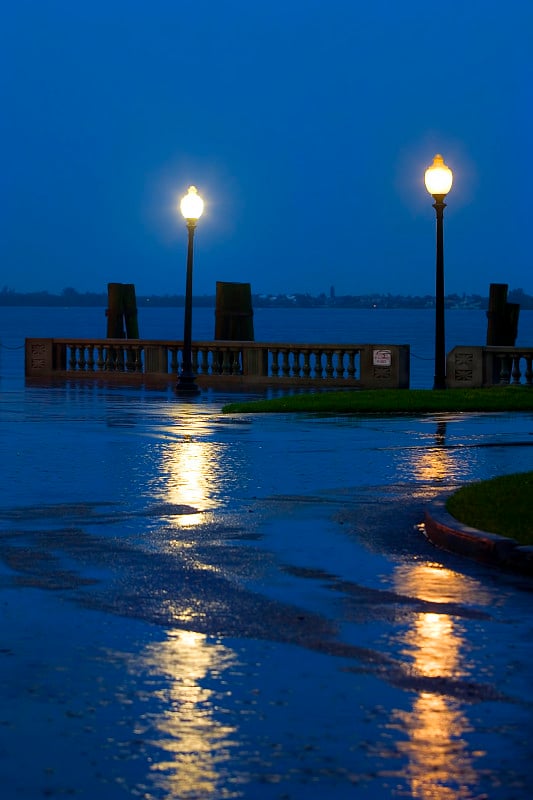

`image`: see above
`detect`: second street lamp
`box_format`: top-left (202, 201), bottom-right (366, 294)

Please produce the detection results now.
top-left (176, 185), bottom-right (204, 396)
top-left (424, 154), bottom-right (453, 390)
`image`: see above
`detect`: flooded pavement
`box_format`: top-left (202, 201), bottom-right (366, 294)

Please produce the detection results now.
top-left (0, 382), bottom-right (532, 799)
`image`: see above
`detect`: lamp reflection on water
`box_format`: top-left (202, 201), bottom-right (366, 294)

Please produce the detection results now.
top-left (397, 421), bottom-right (469, 489)
top-left (149, 409), bottom-right (226, 528)
top-left (161, 437), bottom-right (220, 528)
top-left (412, 446), bottom-right (456, 483)
top-left (135, 412), bottom-right (243, 796)
top-left (415, 421), bottom-right (454, 482)
top-left (385, 563), bottom-right (494, 799)
top-left (138, 630), bottom-right (241, 799)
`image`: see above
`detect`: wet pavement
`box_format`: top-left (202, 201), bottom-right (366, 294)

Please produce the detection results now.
top-left (1, 381), bottom-right (532, 799)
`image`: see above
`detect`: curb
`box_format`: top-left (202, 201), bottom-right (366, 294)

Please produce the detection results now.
top-left (424, 498), bottom-right (533, 576)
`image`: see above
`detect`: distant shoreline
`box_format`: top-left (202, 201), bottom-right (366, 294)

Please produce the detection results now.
top-left (0, 290), bottom-right (511, 310)
top-left (2, 287), bottom-right (533, 310)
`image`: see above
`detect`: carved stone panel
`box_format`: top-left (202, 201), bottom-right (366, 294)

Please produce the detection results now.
top-left (25, 339), bottom-right (54, 376)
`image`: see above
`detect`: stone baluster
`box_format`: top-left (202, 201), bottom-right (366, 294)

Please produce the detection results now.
top-left (302, 349), bottom-right (311, 378)
top-left (135, 345), bottom-right (143, 372)
top-left (310, 351), bottom-right (316, 378)
top-left (347, 350), bottom-right (357, 379)
top-left (208, 347), bottom-right (215, 374)
top-left (511, 356), bottom-right (522, 385)
top-left (192, 347), bottom-right (199, 375)
top-left (525, 355), bottom-right (533, 386)
top-left (335, 350), bottom-right (345, 379)
top-left (498, 354), bottom-right (511, 385)
top-left (86, 346), bottom-right (95, 371)
top-left (78, 347), bottom-right (87, 371)
top-left (229, 348), bottom-right (237, 374)
top-left (202, 347), bottom-right (210, 374)
top-left (69, 345), bottom-right (77, 370)
top-left (325, 349), bottom-right (334, 379)
top-left (271, 349), bottom-right (280, 377)
top-left (96, 345), bottom-right (105, 372)
top-left (106, 346), bottom-right (118, 371)
top-left (225, 349), bottom-right (233, 374)
top-left (221, 348), bottom-right (231, 374)
top-left (300, 349), bottom-right (308, 378)
top-left (281, 349), bottom-right (290, 377)
top-left (125, 346), bottom-right (134, 372)
top-left (105, 347), bottom-right (115, 371)
top-left (106, 348), bottom-right (114, 371)
top-left (68, 344), bottom-right (77, 371)
top-left (311, 351), bottom-right (320, 378)
top-left (130, 345), bottom-right (141, 372)
top-left (169, 347), bottom-right (179, 375)
top-left (195, 347), bottom-right (203, 375)
top-left (292, 348), bottom-right (302, 378)
top-left (231, 348), bottom-right (241, 374)
top-left (206, 348), bottom-right (216, 375)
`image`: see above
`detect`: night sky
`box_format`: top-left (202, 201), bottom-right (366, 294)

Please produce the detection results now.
top-left (2, 1), bottom-right (532, 297)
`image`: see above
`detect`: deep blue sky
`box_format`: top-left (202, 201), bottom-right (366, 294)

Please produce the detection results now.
top-left (1, 1), bottom-right (532, 297)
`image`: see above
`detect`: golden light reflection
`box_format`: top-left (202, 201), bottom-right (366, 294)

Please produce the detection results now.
top-left (385, 563), bottom-right (495, 799)
top-left (139, 630), bottom-right (240, 799)
top-left (391, 693), bottom-right (475, 800)
top-left (400, 421), bottom-right (464, 486)
top-left (402, 612), bottom-right (458, 678)
top-left (411, 446), bottom-right (456, 482)
top-left (162, 438), bottom-right (220, 527)
top-left (151, 409), bottom-right (225, 528)
top-left (393, 563), bottom-right (494, 606)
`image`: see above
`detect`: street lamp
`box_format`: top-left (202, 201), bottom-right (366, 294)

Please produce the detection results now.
top-left (425, 154), bottom-right (453, 390)
top-left (176, 185), bottom-right (204, 396)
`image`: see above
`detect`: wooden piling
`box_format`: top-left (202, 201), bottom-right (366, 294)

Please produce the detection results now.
top-left (106, 283), bottom-right (126, 338)
top-left (486, 283), bottom-right (519, 346)
top-left (214, 282), bottom-right (254, 341)
top-left (123, 284), bottom-right (139, 339)
top-left (106, 283), bottom-right (139, 339)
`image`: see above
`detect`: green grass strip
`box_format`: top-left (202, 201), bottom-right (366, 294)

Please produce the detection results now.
top-left (446, 472), bottom-right (533, 546)
top-left (222, 387), bottom-right (533, 415)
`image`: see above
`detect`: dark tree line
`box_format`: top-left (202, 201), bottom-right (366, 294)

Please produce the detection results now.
top-left (1, 286), bottom-right (533, 310)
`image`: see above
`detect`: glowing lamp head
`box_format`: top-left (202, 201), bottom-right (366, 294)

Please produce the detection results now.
top-left (424, 154), bottom-right (453, 198)
top-left (180, 185), bottom-right (204, 221)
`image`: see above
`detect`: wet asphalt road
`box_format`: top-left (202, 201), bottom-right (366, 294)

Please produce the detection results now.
top-left (0, 383), bottom-right (532, 799)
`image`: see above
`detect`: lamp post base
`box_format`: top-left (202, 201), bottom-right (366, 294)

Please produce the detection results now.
top-left (175, 374), bottom-right (201, 396)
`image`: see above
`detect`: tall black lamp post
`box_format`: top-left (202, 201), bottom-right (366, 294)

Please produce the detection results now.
top-left (176, 185), bottom-right (204, 396)
top-left (425, 154), bottom-right (453, 390)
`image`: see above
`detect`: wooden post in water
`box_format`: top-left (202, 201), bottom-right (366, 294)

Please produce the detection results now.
top-left (214, 281), bottom-right (254, 340)
top-left (106, 283), bottom-right (140, 339)
top-left (106, 283), bottom-right (126, 338)
top-left (123, 284), bottom-right (139, 338)
top-left (486, 283), bottom-right (519, 346)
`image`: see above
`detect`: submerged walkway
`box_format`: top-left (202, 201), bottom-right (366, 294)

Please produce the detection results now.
top-left (0, 379), bottom-right (532, 799)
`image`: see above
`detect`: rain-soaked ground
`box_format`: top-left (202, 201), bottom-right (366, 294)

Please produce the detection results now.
top-left (1, 378), bottom-right (532, 799)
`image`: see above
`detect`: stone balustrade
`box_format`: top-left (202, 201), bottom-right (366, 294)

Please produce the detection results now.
top-left (447, 346), bottom-right (533, 387)
top-left (25, 338), bottom-right (410, 390)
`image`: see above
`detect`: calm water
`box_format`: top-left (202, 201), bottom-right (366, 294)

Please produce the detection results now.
top-left (2, 305), bottom-right (533, 389)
